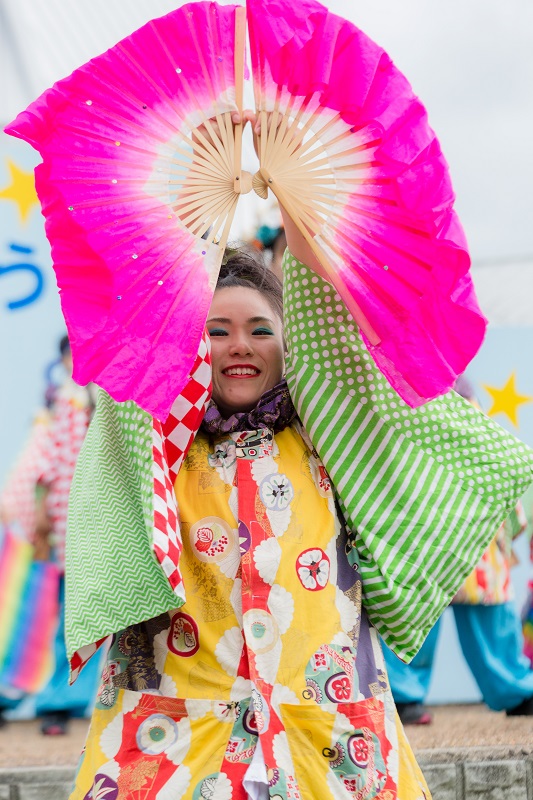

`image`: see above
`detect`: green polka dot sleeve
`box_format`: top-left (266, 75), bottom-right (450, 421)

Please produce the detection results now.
top-left (282, 250), bottom-right (533, 661)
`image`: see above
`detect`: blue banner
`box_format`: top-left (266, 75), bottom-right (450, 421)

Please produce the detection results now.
top-left (0, 133), bottom-right (64, 485)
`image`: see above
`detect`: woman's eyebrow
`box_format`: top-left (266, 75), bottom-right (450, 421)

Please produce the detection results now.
top-left (248, 316), bottom-right (274, 324)
top-left (206, 316), bottom-right (231, 324)
top-left (206, 316), bottom-right (274, 325)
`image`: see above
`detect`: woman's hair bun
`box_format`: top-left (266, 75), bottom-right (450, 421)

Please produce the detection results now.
top-left (217, 245), bottom-right (283, 320)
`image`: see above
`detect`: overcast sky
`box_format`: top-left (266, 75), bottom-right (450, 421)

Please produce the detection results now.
top-left (2, 0), bottom-right (532, 263)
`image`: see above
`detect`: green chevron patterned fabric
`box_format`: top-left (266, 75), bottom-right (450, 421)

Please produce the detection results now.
top-left (282, 251), bottom-right (533, 661)
top-left (65, 392), bottom-right (178, 660)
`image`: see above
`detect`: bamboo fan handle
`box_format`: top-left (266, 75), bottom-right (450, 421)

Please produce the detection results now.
top-left (233, 7), bottom-right (246, 194)
top-left (262, 171), bottom-right (381, 346)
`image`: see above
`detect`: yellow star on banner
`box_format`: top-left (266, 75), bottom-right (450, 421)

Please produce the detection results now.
top-left (483, 372), bottom-right (533, 428)
top-left (0, 159), bottom-right (38, 224)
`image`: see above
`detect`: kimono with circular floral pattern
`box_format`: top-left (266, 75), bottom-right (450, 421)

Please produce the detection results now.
top-left (70, 422), bottom-right (429, 800)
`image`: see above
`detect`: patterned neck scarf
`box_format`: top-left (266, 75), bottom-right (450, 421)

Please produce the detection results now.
top-left (201, 379), bottom-right (297, 435)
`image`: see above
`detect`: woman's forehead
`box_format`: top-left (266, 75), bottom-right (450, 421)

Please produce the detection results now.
top-left (210, 286), bottom-right (277, 321)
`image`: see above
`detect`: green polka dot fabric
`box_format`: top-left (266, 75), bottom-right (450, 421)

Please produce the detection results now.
top-left (282, 251), bottom-right (533, 661)
top-left (65, 391), bottom-right (177, 660)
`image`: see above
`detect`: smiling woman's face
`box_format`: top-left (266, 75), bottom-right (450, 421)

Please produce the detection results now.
top-left (208, 286), bottom-right (284, 418)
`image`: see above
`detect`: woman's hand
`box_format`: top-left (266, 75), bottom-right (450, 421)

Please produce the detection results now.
top-left (192, 110), bottom-right (255, 149)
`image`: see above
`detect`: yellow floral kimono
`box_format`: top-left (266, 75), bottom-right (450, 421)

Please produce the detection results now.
top-left (70, 423), bottom-right (429, 800)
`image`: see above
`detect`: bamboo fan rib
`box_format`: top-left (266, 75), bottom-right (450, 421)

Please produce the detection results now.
top-left (160, 6), bottom-right (247, 251)
top-left (254, 92), bottom-right (383, 345)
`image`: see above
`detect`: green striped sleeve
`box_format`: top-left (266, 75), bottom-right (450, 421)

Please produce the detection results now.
top-left (282, 250), bottom-right (533, 660)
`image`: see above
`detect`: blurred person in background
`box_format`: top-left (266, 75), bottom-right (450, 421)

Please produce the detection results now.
top-left (0, 393), bottom-right (55, 727)
top-left (383, 374), bottom-right (533, 724)
top-left (0, 336), bottom-right (101, 735)
top-left (522, 524), bottom-right (533, 667)
top-left (250, 203), bottom-right (287, 282)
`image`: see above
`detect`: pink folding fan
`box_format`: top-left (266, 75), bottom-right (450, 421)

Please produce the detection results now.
top-left (6, 0), bottom-right (486, 419)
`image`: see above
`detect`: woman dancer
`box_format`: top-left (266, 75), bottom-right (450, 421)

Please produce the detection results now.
top-left (68, 246), bottom-right (432, 800)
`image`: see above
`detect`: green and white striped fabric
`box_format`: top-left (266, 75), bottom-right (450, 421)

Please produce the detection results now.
top-left (282, 251), bottom-right (533, 661)
top-left (65, 392), bottom-right (178, 659)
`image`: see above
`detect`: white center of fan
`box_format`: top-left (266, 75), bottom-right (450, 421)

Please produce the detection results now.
top-left (236, 170), bottom-right (253, 195)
